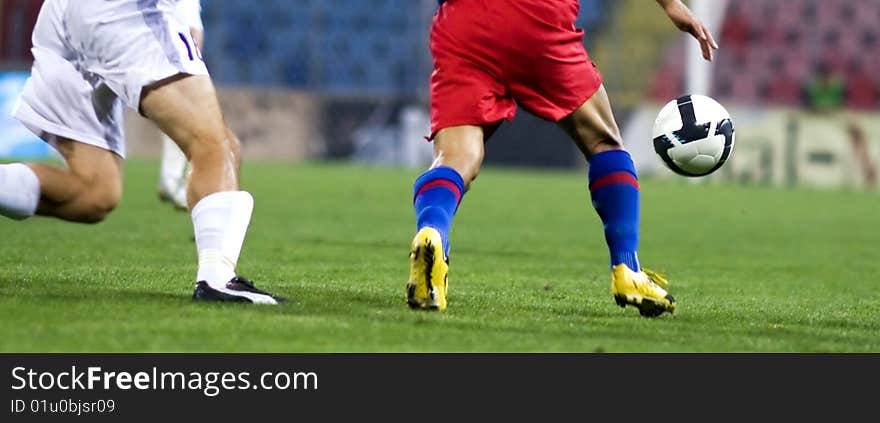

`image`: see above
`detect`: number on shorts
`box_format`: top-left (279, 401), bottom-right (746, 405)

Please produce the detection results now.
top-left (178, 32), bottom-right (203, 61)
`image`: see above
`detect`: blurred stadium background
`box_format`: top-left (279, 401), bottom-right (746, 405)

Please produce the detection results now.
top-left (1, 0), bottom-right (878, 190)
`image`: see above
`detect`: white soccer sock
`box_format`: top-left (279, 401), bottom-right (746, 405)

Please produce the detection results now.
top-left (159, 134), bottom-right (188, 190)
top-left (191, 191), bottom-right (254, 289)
top-left (0, 163), bottom-right (40, 220)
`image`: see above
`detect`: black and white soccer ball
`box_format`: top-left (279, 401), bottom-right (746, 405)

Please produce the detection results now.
top-left (652, 94), bottom-right (735, 177)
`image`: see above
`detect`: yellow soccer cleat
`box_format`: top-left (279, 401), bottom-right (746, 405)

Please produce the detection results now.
top-left (611, 264), bottom-right (676, 317)
top-left (406, 227), bottom-right (449, 311)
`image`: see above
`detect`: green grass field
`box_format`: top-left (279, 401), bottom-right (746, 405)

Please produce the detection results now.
top-left (1, 160), bottom-right (877, 352)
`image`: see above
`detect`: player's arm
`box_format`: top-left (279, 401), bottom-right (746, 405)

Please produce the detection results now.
top-left (656, 0), bottom-right (719, 61)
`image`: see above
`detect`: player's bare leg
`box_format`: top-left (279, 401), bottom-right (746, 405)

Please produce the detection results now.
top-left (558, 85), bottom-right (675, 317)
top-left (558, 85), bottom-right (625, 159)
top-left (157, 14), bottom-right (205, 212)
top-left (431, 126), bottom-right (486, 190)
top-left (140, 74), bottom-right (240, 207)
top-left (140, 73), bottom-right (283, 304)
top-left (0, 140), bottom-right (122, 223)
top-left (406, 125), bottom-right (484, 311)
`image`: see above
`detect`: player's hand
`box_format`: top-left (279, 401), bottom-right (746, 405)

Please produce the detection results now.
top-left (660, 0), bottom-right (719, 61)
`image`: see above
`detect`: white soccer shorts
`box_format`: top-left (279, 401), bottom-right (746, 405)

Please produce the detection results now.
top-left (176, 0), bottom-right (204, 32)
top-left (12, 0), bottom-right (209, 158)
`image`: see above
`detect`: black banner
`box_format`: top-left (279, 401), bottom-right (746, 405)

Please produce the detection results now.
top-left (1, 354), bottom-right (875, 420)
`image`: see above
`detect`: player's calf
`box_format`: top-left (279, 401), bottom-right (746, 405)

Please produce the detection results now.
top-left (558, 86), bottom-right (626, 159)
top-left (38, 178), bottom-right (122, 224)
top-left (432, 126), bottom-right (485, 190)
top-left (141, 75), bottom-right (240, 204)
top-left (62, 187), bottom-right (122, 224)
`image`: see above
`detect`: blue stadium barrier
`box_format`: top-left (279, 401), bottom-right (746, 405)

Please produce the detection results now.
top-left (202, 0), bottom-right (612, 94)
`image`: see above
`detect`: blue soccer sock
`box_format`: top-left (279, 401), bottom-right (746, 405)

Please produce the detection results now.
top-left (588, 150), bottom-right (641, 271)
top-left (413, 166), bottom-right (465, 256)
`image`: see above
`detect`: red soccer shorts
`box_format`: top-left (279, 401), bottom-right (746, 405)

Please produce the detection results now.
top-left (429, 0), bottom-right (603, 138)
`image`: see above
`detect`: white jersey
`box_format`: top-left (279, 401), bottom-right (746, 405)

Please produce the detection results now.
top-left (12, 0), bottom-right (209, 158)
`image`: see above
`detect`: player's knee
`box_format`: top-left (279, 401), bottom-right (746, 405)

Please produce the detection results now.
top-left (78, 184), bottom-right (122, 224)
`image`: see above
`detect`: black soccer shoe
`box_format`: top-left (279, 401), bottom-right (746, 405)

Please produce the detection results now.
top-left (192, 277), bottom-right (286, 305)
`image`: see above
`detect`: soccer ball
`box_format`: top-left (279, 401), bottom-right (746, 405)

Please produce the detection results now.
top-left (652, 94), bottom-right (735, 177)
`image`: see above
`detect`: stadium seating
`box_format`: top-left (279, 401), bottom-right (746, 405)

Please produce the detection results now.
top-left (650, 0), bottom-right (880, 109)
top-left (589, 0), bottom-right (683, 109)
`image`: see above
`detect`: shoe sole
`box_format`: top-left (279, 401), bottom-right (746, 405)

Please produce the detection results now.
top-left (614, 293), bottom-right (676, 318)
top-left (406, 238), bottom-right (443, 311)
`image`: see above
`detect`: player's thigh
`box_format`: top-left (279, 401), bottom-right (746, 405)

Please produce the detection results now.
top-left (557, 85), bottom-right (624, 158)
top-left (139, 74), bottom-right (233, 155)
